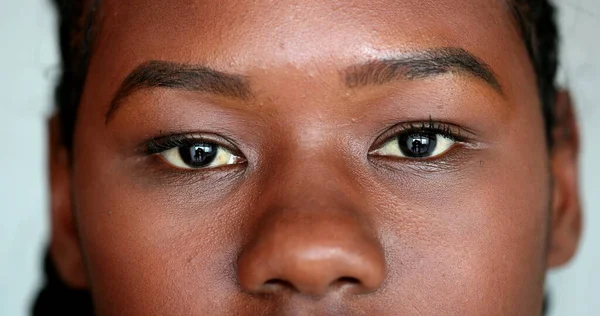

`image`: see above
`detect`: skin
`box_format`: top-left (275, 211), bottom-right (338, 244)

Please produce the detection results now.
top-left (48, 0), bottom-right (582, 315)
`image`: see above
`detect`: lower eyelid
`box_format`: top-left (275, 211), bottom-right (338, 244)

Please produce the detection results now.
top-left (141, 155), bottom-right (247, 186)
top-left (369, 142), bottom-right (473, 171)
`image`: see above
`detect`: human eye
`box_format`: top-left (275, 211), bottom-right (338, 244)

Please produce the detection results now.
top-left (146, 134), bottom-right (246, 170)
top-left (370, 121), bottom-right (470, 160)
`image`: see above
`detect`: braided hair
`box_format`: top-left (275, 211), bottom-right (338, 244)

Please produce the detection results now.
top-left (33, 0), bottom-right (560, 315)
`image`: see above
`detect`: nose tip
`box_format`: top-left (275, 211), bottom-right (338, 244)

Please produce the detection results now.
top-left (238, 245), bottom-right (386, 296)
top-left (254, 247), bottom-right (384, 296)
top-left (237, 214), bottom-right (387, 297)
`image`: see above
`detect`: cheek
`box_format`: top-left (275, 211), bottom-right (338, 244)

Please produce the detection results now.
top-left (71, 148), bottom-right (249, 314)
top-left (372, 128), bottom-right (550, 314)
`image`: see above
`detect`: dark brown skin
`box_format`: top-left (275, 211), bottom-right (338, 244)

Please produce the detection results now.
top-left (48, 0), bottom-right (582, 315)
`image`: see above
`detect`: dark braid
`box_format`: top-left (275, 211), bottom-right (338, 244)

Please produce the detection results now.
top-left (35, 0), bottom-right (560, 315)
top-left (512, 0), bottom-right (560, 146)
top-left (52, 0), bottom-right (99, 149)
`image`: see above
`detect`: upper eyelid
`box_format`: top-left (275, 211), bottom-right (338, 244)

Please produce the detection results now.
top-left (370, 121), bottom-right (476, 151)
top-left (144, 133), bottom-right (242, 155)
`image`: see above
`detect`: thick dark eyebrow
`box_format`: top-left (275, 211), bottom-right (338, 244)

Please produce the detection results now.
top-left (343, 47), bottom-right (503, 94)
top-left (106, 60), bottom-right (251, 123)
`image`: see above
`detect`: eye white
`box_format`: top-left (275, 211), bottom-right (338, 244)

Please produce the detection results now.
top-left (160, 146), bottom-right (240, 169)
top-left (373, 134), bottom-right (455, 158)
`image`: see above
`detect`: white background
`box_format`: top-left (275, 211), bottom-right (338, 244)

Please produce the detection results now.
top-left (0, 0), bottom-right (598, 315)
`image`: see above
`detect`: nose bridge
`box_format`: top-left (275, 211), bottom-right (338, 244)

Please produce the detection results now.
top-left (265, 136), bottom-right (358, 207)
top-left (237, 154), bottom-right (387, 297)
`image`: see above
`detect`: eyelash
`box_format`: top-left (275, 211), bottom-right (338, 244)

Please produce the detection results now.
top-left (372, 120), bottom-right (472, 149)
top-left (145, 133), bottom-right (237, 156)
top-left (142, 120), bottom-right (474, 163)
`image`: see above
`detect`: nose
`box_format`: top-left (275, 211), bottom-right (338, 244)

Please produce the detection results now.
top-left (237, 207), bottom-right (386, 297)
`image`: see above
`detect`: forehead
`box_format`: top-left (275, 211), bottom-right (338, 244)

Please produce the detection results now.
top-left (94, 0), bottom-right (522, 70)
top-left (84, 0), bottom-right (537, 121)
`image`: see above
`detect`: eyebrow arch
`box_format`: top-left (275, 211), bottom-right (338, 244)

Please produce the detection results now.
top-left (343, 47), bottom-right (503, 94)
top-left (105, 60), bottom-right (251, 123)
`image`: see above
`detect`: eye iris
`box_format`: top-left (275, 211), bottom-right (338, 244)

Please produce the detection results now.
top-left (178, 143), bottom-right (218, 167)
top-left (398, 132), bottom-right (437, 157)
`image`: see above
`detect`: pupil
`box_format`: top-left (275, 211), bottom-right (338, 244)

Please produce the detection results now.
top-left (398, 132), bottom-right (437, 157)
top-left (178, 143), bottom-right (218, 167)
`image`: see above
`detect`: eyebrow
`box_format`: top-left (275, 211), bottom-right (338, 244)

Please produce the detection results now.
top-left (106, 48), bottom-right (501, 123)
top-left (343, 47), bottom-right (503, 94)
top-left (105, 60), bottom-right (251, 123)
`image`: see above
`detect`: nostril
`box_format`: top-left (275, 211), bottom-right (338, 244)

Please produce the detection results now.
top-left (336, 276), bottom-right (360, 284)
top-left (263, 279), bottom-right (296, 292)
top-left (263, 276), bottom-right (363, 296)
top-left (331, 276), bottom-right (362, 291)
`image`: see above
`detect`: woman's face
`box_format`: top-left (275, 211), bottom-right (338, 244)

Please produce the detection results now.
top-left (50, 0), bottom-right (581, 315)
